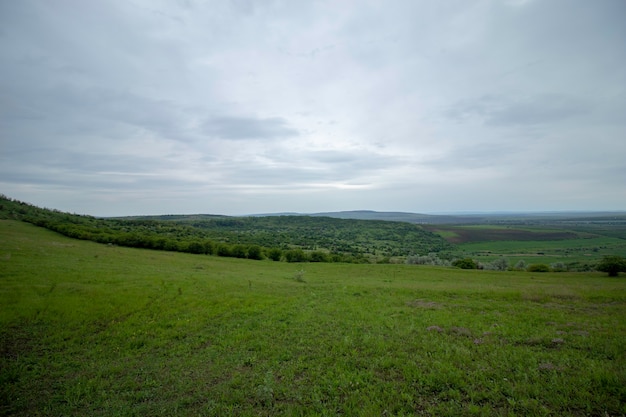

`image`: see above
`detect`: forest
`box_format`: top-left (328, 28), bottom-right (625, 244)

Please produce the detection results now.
top-left (0, 195), bottom-right (449, 263)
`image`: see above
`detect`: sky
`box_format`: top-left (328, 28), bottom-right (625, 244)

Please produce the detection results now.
top-left (1, 0), bottom-right (625, 216)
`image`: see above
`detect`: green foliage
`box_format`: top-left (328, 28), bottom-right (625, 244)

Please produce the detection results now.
top-left (231, 244), bottom-right (248, 259)
top-left (284, 249), bottom-right (308, 263)
top-left (0, 195), bottom-right (450, 264)
top-left (528, 263), bottom-right (551, 272)
top-left (451, 257), bottom-right (478, 269)
top-left (247, 245), bottom-right (263, 260)
top-left (596, 255), bottom-right (626, 277)
top-left (309, 251), bottom-right (330, 262)
top-left (186, 241), bottom-right (206, 254)
top-left (266, 247), bottom-right (282, 262)
top-left (216, 243), bottom-right (232, 257)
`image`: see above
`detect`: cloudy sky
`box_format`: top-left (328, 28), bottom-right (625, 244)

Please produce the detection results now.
top-left (1, 0), bottom-right (625, 216)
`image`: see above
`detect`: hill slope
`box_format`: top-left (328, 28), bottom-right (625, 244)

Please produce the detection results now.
top-left (0, 195), bottom-right (450, 261)
top-left (1, 219), bottom-right (625, 416)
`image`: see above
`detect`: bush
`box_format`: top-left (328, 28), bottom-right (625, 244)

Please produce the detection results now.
top-left (528, 264), bottom-right (551, 273)
top-left (479, 258), bottom-right (509, 271)
top-left (216, 244), bottom-right (232, 257)
top-left (293, 269), bottom-right (306, 282)
top-left (550, 262), bottom-right (567, 272)
top-left (267, 248), bottom-right (283, 262)
top-left (452, 258), bottom-right (478, 269)
top-left (406, 253), bottom-right (450, 266)
top-left (186, 241), bottom-right (206, 254)
top-left (514, 260), bottom-right (527, 271)
top-left (232, 244), bottom-right (248, 259)
top-left (309, 251), bottom-right (329, 262)
top-left (247, 245), bottom-right (263, 260)
top-left (596, 255), bottom-right (626, 277)
top-left (284, 249), bottom-right (308, 263)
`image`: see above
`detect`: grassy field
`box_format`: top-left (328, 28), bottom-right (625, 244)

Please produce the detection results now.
top-left (424, 224), bottom-right (626, 266)
top-left (1, 220), bottom-right (625, 416)
top-left (456, 236), bottom-right (626, 266)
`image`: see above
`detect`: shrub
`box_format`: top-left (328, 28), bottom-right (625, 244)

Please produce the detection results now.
top-left (309, 251), bottom-right (329, 262)
top-left (596, 255), bottom-right (626, 277)
top-left (550, 262), bottom-right (567, 272)
top-left (406, 253), bottom-right (450, 266)
top-left (514, 260), bottom-right (527, 271)
top-left (452, 258), bottom-right (478, 269)
top-left (284, 249), bottom-right (308, 263)
top-left (216, 244), bottom-right (232, 257)
top-left (293, 269), bottom-right (306, 282)
top-left (186, 241), bottom-right (206, 254)
top-left (232, 244), bottom-right (248, 259)
top-left (247, 245), bottom-right (263, 260)
top-left (267, 248), bottom-right (283, 262)
top-left (489, 257), bottom-right (510, 271)
top-left (528, 263), bottom-right (551, 273)
top-left (480, 258), bottom-right (509, 271)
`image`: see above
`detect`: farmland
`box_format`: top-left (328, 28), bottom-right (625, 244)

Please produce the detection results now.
top-left (424, 224), bottom-right (626, 267)
top-left (1, 220), bottom-right (625, 416)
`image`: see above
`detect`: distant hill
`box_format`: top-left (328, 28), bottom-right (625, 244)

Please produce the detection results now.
top-left (308, 210), bottom-right (469, 224)
top-left (251, 210), bottom-right (626, 225)
top-left (244, 210), bottom-right (474, 224)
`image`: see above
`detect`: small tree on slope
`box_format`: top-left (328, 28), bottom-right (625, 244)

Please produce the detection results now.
top-left (596, 255), bottom-right (626, 277)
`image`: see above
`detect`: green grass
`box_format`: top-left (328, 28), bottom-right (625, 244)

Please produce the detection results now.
top-left (423, 224), bottom-right (626, 266)
top-left (457, 236), bottom-right (626, 265)
top-left (1, 220), bottom-right (625, 416)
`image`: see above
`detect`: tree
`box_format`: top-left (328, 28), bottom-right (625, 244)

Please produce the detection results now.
top-left (186, 241), bottom-right (206, 254)
top-left (596, 255), bottom-right (626, 277)
top-left (489, 257), bottom-right (510, 271)
top-left (452, 258), bottom-right (478, 269)
top-left (267, 248), bottom-right (282, 262)
top-left (285, 249), bottom-right (308, 263)
top-left (514, 260), bottom-right (527, 271)
top-left (309, 251), bottom-right (329, 262)
top-left (232, 244), bottom-right (248, 259)
top-left (527, 263), bottom-right (550, 273)
top-left (247, 245), bottom-right (263, 260)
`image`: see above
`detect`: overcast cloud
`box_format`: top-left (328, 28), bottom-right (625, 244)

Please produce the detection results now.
top-left (1, 0), bottom-right (625, 216)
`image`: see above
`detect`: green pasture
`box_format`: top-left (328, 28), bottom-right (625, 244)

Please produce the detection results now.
top-left (1, 220), bottom-right (625, 416)
top-left (456, 236), bottom-right (626, 265)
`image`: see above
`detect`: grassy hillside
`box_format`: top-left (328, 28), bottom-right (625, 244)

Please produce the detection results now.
top-left (0, 195), bottom-right (450, 262)
top-left (1, 220), bottom-right (625, 416)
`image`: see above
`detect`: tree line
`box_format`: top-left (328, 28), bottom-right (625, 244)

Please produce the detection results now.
top-left (0, 195), bottom-right (446, 263)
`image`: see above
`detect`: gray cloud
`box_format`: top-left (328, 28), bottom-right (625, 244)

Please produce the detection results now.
top-left (444, 94), bottom-right (593, 127)
top-left (202, 116), bottom-right (299, 140)
top-left (1, 0), bottom-right (624, 215)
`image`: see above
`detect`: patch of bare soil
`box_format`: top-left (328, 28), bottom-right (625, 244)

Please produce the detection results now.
top-left (406, 299), bottom-right (442, 309)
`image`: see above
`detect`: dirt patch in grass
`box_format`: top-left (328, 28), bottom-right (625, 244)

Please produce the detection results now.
top-left (426, 325), bottom-right (444, 333)
top-left (406, 299), bottom-right (442, 309)
top-left (448, 326), bottom-right (473, 337)
top-left (0, 325), bottom-right (36, 361)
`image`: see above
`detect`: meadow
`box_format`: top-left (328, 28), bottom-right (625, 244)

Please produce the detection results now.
top-left (424, 224), bottom-right (626, 267)
top-left (1, 220), bottom-right (625, 416)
